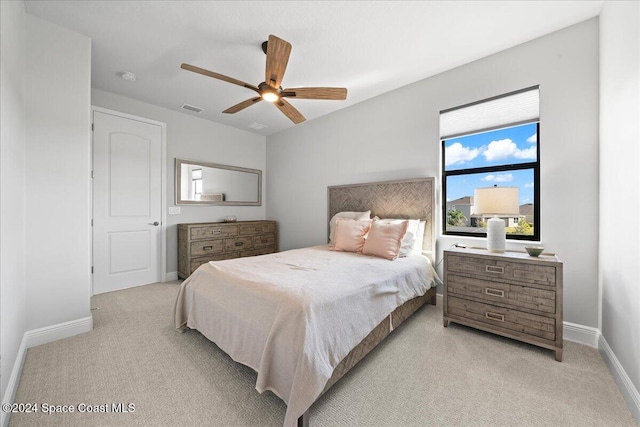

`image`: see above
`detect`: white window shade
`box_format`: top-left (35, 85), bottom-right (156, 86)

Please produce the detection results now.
top-left (440, 86), bottom-right (539, 139)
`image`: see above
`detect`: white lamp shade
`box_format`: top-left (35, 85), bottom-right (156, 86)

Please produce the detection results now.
top-left (473, 186), bottom-right (520, 253)
top-left (473, 186), bottom-right (520, 215)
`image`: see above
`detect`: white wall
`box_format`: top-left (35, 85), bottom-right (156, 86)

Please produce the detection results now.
top-left (91, 89), bottom-right (267, 276)
top-left (600, 1), bottom-right (640, 420)
top-left (267, 19), bottom-right (600, 328)
top-left (25, 15), bottom-right (92, 329)
top-left (0, 0), bottom-right (27, 404)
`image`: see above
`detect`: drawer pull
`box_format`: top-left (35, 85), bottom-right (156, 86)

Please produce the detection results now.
top-left (235, 242), bottom-right (244, 247)
top-left (210, 230), bottom-right (222, 235)
top-left (203, 245), bottom-right (213, 251)
top-left (485, 265), bottom-right (504, 274)
top-left (485, 311), bottom-right (505, 322)
top-left (485, 287), bottom-right (505, 298)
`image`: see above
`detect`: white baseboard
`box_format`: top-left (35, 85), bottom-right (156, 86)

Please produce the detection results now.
top-left (1, 336), bottom-right (27, 427)
top-left (25, 316), bottom-right (92, 348)
top-left (599, 335), bottom-right (640, 423)
top-left (1, 316), bottom-right (93, 427)
top-left (563, 321), bottom-right (600, 347)
top-left (166, 271), bottom-right (178, 281)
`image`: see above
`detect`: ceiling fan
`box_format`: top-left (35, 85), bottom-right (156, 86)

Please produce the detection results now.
top-left (181, 35), bottom-right (347, 124)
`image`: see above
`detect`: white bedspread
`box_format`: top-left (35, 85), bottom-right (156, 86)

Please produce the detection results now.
top-left (174, 244), bottom-right (439, 426)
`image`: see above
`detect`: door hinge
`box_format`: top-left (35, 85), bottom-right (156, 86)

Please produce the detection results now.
top-left (91, 219), bottom-right (93, 226)
top-left (91, 170), bottom-right (94, 179)
top-left (91, 266), bottom-right (94, 274)
top-left (91, 123), bottom-right (94, 131)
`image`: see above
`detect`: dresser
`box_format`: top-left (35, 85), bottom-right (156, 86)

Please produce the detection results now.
top-left (177, 220), bottom-right (277, 279)
top-left (443, 247), bottom-right (563, 361)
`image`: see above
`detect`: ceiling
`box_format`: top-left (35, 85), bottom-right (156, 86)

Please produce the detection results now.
top-left (24, 1), bottom-right (603, 136)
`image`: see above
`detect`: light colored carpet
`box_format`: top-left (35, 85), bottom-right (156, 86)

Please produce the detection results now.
top-left (10, 281), bottom-right (637, 427)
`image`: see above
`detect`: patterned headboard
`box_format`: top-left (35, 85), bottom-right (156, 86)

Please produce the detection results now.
top-left (327, 177), bottom-right (436, 262)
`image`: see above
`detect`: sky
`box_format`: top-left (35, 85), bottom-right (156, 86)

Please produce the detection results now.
top-left (444, 123), bottom-right (537, 205)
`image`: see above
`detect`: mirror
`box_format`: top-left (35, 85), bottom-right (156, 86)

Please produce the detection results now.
top-left (175, 158), bottom-right (262, 206)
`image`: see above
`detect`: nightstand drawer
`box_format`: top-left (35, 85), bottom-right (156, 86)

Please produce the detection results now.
top-left (447, 254), bottom-right (556, 287)
top-left (448, 296), bottom-right (555, 341)
top-left (447, 274), bottom-right (556, 314)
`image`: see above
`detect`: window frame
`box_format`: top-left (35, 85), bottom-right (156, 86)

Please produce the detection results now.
top-left (441, 122), bottom-right (541, 241)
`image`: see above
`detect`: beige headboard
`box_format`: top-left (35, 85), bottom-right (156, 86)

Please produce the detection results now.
top-left (327, 177), bottom-right (436, 262)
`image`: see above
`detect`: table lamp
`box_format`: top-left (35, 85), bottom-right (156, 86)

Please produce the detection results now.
top-left (473, 186), bottom-right (520, 253)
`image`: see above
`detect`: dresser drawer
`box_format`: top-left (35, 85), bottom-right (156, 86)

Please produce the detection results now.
top-left (447, 274), bottom-right (556, 314)
top-left (447, 254), bottom-right (556, 287)
top-left (239, 222), bottom-right (276, 236)
top-left (190, 224), bottom-right (239, 240)
top-left (448, 296), bottom-right (555, 341)
top-left (189, 253), bottom-right (239, 273)
top-left (190, 239), bottom-right (225, 257)
top-left (252, 234), bottom-right (275, 249)
top-left (225, 237), bottom-right (254, 252)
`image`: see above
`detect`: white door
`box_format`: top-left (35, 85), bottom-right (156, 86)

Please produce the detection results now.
top-left (92, 110), bottom-right (164, 294)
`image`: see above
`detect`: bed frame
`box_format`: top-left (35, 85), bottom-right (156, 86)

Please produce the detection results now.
top-left (297, 177), bottom-right (437, 426)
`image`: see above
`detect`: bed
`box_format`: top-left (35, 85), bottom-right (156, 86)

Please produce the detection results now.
top-left (174, 177), bottom-right (439, 426)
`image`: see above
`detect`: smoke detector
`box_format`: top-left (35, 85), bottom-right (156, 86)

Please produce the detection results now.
top-left (117, 71), bottom-right (137, 81)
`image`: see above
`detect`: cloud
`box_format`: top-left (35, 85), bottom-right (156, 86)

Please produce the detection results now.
top-left (445, 142), bottom-right (480, 166)
top-left (527, 133), bottom-right (537, 143)
top-left (482, 173), bottom-right (514, 182)
top-left (483, 138), bottom-right (536, 162)
top-left (525, 182), bottom-right (535, 188)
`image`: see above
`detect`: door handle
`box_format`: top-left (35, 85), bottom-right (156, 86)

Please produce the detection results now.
top-left (148, 221), bottom-right (160, 226)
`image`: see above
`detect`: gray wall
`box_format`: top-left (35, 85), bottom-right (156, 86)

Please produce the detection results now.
top-left (0, 0), bottom-right (27, 404)
top-left (600, 1), bottom-right (640, 419)
top-left (91, 89), bottom-right (267, 276)
top-left (266, 19), bottom-right (600, 328)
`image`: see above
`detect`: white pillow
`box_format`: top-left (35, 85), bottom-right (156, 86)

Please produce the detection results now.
top-left (411, 221), bottom-right (426, 255)
top-left (378, 218), bottom-right (420, 257)
top-left (329, 210), bottom-right (370, 244)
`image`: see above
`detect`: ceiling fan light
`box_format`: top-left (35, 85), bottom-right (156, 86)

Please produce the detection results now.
top-left (261, 91), bottom-right (279, 103)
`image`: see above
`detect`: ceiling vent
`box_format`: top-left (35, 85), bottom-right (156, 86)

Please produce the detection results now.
top-left (181, 104), bottom-right (204, 113)
top-left (248, 122), bottom-right (268, 130)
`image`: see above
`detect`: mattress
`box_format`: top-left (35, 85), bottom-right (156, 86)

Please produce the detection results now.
top-left (174, 244), bottom-right (439, 426)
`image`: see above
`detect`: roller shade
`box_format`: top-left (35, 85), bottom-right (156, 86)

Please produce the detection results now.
top-left (440, 86), bottom-right (539, 140)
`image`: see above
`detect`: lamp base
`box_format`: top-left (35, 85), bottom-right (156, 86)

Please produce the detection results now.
top-left (486, 216), bottom-right (506, 253)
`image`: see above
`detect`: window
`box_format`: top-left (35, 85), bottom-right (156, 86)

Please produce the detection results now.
top-left (191, 168), bottom-right (202, 200)
top-left (441, 87), bottom-right (540, 241)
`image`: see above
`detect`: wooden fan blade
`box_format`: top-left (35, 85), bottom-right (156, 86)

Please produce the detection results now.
top-left (265, 35), bottom-right (291, 89)
top-left (181, 63), bottom-right (259, 93)
top-left (281, 87), bottom-right (348, 100)
top-left (275, 98), bottom-right (305, 124)
top-left (223, 97), bottom-right (263, 114)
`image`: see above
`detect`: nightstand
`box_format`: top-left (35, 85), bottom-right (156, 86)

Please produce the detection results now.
top-left (443, 246), bottom-right (563, 361)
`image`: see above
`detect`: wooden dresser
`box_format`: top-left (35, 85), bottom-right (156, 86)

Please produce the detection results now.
top-left (177, 220), bottom-right (277, 279)
top-left (443, 246), bottom-right (563, 361)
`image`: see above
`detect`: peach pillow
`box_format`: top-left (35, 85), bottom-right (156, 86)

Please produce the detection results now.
top-left (331, 219), bottom-right (372, 253)
top-left (329, 210), bottom-right (371, 244)
top-left (362, 220), bottom-right (409, 260)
